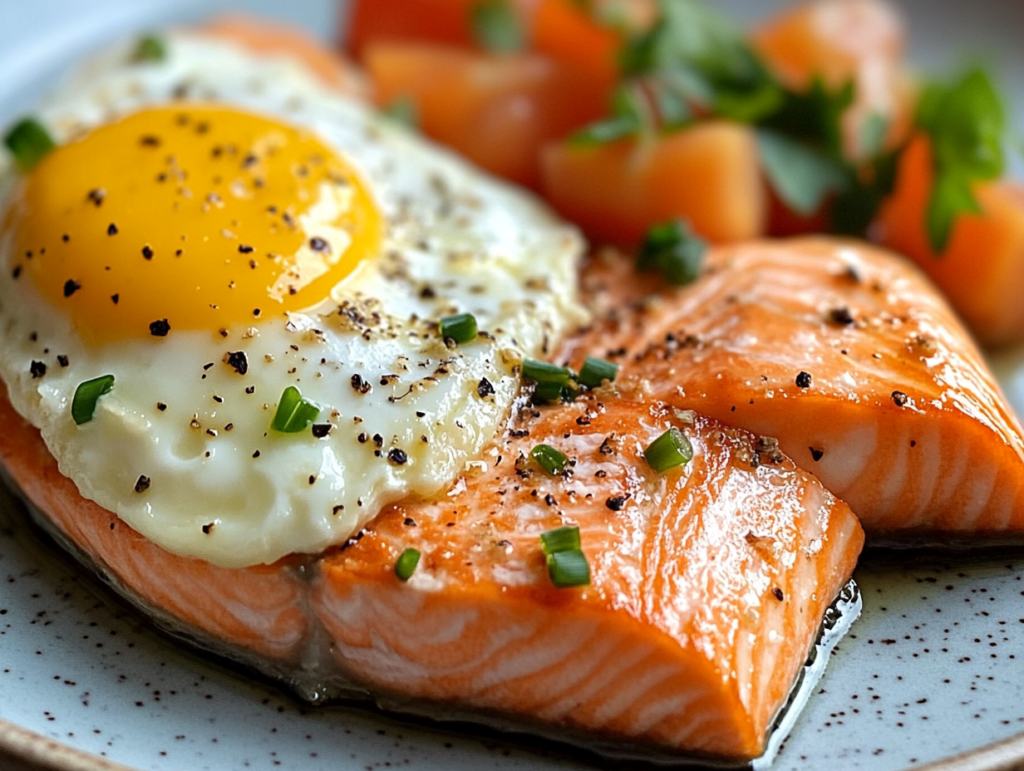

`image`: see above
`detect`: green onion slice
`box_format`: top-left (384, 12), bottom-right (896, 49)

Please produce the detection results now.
top-left (522, 359), bottom-right (573, 385)
top-left (546, 550), bottom-right (591, 588)
top-left (394, 547), bottom-right (421, 581)
top-left (439, 313), bottom-right (478, 345)
top-left (644, 427), bottom-right (694, 473)
top-left (71, 374), bottom-right (115, 425)
top-left (470, 0), bottom-right (525, 54)
top-left (132, 35), bottom-right (167, 63)
top-left (271, 386), bottom-right (321, 433)
top-left (578, 356), bottom-right (619, 389)
top-left (540, 525), bottom-right (581, 555)
top-left (4, 118), bottom-right (57, 173)
top-left (531, 380), bottom-right (565, 404)
top-left (637, 218), bottom-right (707, 286)
top-left (531, 444), bottom-right (568, 476)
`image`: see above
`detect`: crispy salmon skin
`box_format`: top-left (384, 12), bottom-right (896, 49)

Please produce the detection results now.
top-left (567, 237), bottom-right (1024, 539)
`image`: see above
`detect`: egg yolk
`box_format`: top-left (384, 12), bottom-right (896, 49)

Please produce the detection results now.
top-left (9, 106), bottom-right (382, 341)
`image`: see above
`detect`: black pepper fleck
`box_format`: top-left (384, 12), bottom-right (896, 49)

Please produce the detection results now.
top-left (107, 223), bottom-right (119, 236)
top-left (773, 587), bottom-right (785, 601)
top-left (606, 495), bottom-right (628, 511)
top-left (134, 475), bottom-right (151, 493)
top-left (224, 351), bottom-right (249, 375)
top-left (477, 378), bottom-right (495, 399)
top-left (810, 447), bottom-right (825, 462)
top-left (56, 355), bottom-right (69, 368)
top-left (796, 371), bottom-right (813, 389)
top-left (311, 423), bottom-right (332, 438)
top-left (141, 245), bottom-right (154, 260)
top-left (29, 361), bottom-right (46, 379)
top-left (892, 391), bottom-right (909, 407)
top-left (309, 237), bottom-right (330, 253)
top-left (387, 448), bottom-right (408, 465)
top-left (149, 319), bottom-right (171, 337)
top-left (63, 279), bottom-right (81, 298)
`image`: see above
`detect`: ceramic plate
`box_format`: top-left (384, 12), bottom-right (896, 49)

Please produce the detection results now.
top-left (1, 1), bottom-right (1023, 770)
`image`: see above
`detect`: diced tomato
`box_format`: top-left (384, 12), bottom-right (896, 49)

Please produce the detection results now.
top-left (541, 122), bottom-right (766, 246)
top-left (202, 14), bottom-right (364, 95)
top-left (874, 135), bottom-right (1024, 349)
top-left (365, 42), bottom-right (608, 189)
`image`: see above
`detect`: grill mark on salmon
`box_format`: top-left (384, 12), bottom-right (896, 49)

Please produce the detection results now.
top-left (565, 238), bottom-right (1024, 538)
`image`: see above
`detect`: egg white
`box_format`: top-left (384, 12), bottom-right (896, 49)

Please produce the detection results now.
top-left (0, 33), bottom-right (586, 568)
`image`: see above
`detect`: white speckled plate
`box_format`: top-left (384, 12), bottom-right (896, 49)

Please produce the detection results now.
top-left (1, 1), bottom-right (1024, 770)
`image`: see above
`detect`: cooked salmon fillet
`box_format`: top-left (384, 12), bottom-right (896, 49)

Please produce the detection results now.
top-left (0, 382), bottom-right (862, 762)
top-left (312, 395), bottom-right (863, 761)
top-left (565, 237), bottom-right (1024, 538)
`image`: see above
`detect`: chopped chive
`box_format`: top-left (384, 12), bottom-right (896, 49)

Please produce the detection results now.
top-left (546, 550), bottom-right (591, 588)
top-left (382, 95), bottom-right (418, 128)
top-left (522, 358), bottom-right (572, 385)
top-left (394, 547), bottom-right (421, 581)
top-left (532, 380), bottom-right (565, 404)
top-left (531, 444), bottom-right (568, 476)
top-left (132, 35), bottom-right (167, 63)
top-left (578, 356), bottom-right (619, 389)
top-left (644, 427), bottom-right (694, 473)
top-left (271, 386), bottom-right (321, 433)
top-left (439, 313), bottom-right (478, 345)
top-left (4, 118), bottom-right (57, 173)
top-left (470, 0), bottom-right (524, 54)
top-left (71, 374), bottom-right (115, 425)
top-left (637, 218), bottom-right (707, 286)
top-left (540, 525), bottom-right (581, 555)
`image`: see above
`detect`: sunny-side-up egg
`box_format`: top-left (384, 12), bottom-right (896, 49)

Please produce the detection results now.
top-left (0, 32), bottom-right (585, 568)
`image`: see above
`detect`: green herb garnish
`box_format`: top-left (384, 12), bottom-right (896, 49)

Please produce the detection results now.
top-left (470, 0), bottom-right (525, 54)
top-left (577, 356), bottom-right (619, 389)
top-left (271, 386), bottom-right (321, 433)
top-left (394, 548), bottom-right (421, 581)
top-left (637, 219), bottom-right (707, 285)
top-left (4, 118), bottom-right (57, 173)
top-left (439, 313), bottom-right (478, 345)
top-left (531, 444), bottom-right (569, 476)
top-left (132, 35), bottom-right (167, 63)
top-left (540, 525), bottom-right (590, 588)
top-left (915, 67), bottom-right (1006, 253)
top-left (71, 374), bottom-right (115, 425)
top-left (643, 427), bottom-right (693, 473)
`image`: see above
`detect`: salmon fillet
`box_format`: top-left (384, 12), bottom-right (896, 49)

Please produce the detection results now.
top-left (565, 237), bottom-right (1024, 538)
top-left (312, 395), bottom-right (863, 761)
top-left (0, 383), bottom-right (862, 762)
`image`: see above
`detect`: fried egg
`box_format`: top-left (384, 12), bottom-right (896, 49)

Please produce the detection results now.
top-left (0, 32), bottom-right (585, 568)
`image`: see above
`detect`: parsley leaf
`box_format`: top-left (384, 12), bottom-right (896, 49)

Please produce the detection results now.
top-left (619, 0), bottom-right (782, 123)
top-left (758, 129), bottom-right (849, 216)
top-left (915, 67), bottom-right (1006, 253)
top-left (637, 219), bottom-right (707, 285)
top-left (470, 0), bottom-right (525, 54)
top-left (570, 83), bottom-right (650, 146)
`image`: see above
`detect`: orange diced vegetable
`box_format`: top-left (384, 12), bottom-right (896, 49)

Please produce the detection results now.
top-left (202, 14), bottom-right (364, 95)
top-left (365, 42), bottom-right (608, 189)
top-left (541, 122), bottom-right (766, 246)
top-left (874, 135), bottom-right (1024, 349)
